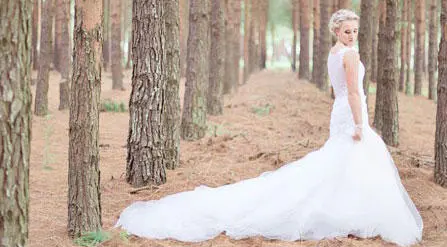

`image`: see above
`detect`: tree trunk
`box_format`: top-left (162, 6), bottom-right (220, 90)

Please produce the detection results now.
top-left (32, 0), bottom-right (40, 71)
top-left (164, 0), bottom-right (181, 170)
top-left (68, 0), bottom-right (103, 237)
top-left (208, 0), bottom-right (225, 115)
top-left (57, 0), bottom-right (71, 111)
top-left (181, 0), bottom-right (210, 140)
top-left (0, 0), bottom-right (32, 245)
top-left (103, 0), bottom-right (110, 71)
top-left (180, 0), bottom-right (189, 78)
top-left (435, 0), bottom-right (447, 187)
top-left (338, 0), bottom-right (351, 9)
top-left (359, 0), bottom-right (373, 102)
top-left (127, 0), bottom-right (168, 186)
top-left (243, 0), bottom-right (251, 82)
top-left (35, 0), bottom-right (55, 116)
top-left (373, 0), bottom-right (386, 131)
top-left (259, 0), bottom-right (268, 69)
top-left (111, 0), bottom-right (123, 90)
top-left (232, 0), bottom-right (241, 91)
top-left (428, 0), bottom-right (438, 100)
top-left (414, 0), bottom-right (426, 96)
top-left (291, 0), bottom-right (298, 72)
top-left (316, 0), bottom-right (330, 91)
top-left (299, 0), bottom-right (310, 79)
top-left (224, 0), bottom-right (233, 94)
top-left (371, 0), bottom-right (379, 83)
top-left (405, 0), bottom-right (412, 95)
top-left (54, 0), bottom-right (69, 73)
top-left (381, 0), bottom-right (399, 146)
top-left (399, 0), bottom-right (408, 93)
top-left (312, 0), bottom-right (320, 83)
top-left (126, 33), bottom-right (132, 69)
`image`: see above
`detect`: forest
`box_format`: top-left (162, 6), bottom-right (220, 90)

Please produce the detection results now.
top-left (1, 0), bottom-right (446, 246)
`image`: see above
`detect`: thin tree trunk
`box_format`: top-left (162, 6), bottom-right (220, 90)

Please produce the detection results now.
top-left (399, 0), bottom-right (408, 93)
top-left (299, 0), bottom-right (310, 79)
top-left (103, 0), bottom-right (110, 71)
top-left (164, 0), bottom-right (181, 170)
top-left (260, 0), bottom-right (268, 69)
top-left (180, 0), bottom-right (189, 78)
top-left (243, 0), bottom-right (251, 82)
top-left (58, 0), bottom-right (71, 110)
top-left (224, 0), bottom-right (233, 94)
top-left (111, 0), bottom-right (123, 90)
top-left (359, 0), bottom-right (373, 103)
top-left (68, 0), bottom-right (103, 237)
top-left (181, 0), bottom-right (210, 141)
top-left (292, 0), bottom-right (298, 72)
top-left (0, 0), bottom-right (32, 245)
top-left (208, 0), bottom-right (225, 115)
top-left (434, 0), bottom-right (447, 187)
top-left (414, 0), bottom-right (426, 96)
top-left (428, 0), bottom-right (438, 100)
top-left (405, 0), bottom-right (412, 95)
top-left (312, 0), bottom-right (320, 83)
top-left (381, 0), bottom-right (399, 146)
top-left (32, 0), bottom-right (40, 71)
top-left (373, 0), bottom-right (386, 131)
top-left (371, 0), bottom-right (379, 83)
top-left (54, 0), bottom-right (69, 73)
top-left (338, 0), bottom-right (351, 9)
top-left (126, 33), bottom-right (132, 69)
top-left (316, 0), bottom-right (330, 91)
top-left (35, 0), bottom-right (55, 116)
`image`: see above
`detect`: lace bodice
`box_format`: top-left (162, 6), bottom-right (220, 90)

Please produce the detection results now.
top-left (327, 46), bottom-right (368, 137)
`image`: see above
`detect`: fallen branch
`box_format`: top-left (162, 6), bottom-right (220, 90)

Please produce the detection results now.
top-left (129, 185), bottom-right (160, 194)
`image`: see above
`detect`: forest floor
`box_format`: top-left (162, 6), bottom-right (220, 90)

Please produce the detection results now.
top-left (29, 69), bottom-right (447, 247)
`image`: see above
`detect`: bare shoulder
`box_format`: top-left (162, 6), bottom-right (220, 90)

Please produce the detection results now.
top-left (343, 49), bottom-right (360, 66)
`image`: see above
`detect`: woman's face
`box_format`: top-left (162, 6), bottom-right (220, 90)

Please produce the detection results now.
top-left (336, 20), bottom-right (359, 47)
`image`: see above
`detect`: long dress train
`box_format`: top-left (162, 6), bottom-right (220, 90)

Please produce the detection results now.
top-left (115, 46), bottom-right (423, 246)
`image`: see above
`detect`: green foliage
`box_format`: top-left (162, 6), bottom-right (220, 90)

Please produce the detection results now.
top-left (100, 99), bottom-right (127, 112)
top-left (119, 231), bottom-right (130, 242)
top-left (268, 0), bottom-right (292, 29)
top-left (251, 103), bottom-right (275, 116)
top-left (73, 231), bottom-right (111, 247)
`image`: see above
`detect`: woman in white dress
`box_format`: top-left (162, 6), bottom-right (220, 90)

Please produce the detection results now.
top-left (115, 9), bottom-right (423, 246)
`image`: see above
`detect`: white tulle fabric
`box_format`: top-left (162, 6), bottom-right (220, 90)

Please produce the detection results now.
top-left (115, 46), bottom-right (423, 246)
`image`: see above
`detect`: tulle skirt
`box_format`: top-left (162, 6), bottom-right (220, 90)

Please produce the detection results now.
top-left (115, 126), bottom-right (423, 246)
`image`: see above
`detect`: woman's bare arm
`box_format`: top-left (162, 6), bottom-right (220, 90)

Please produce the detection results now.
top-left (343, 50), bottom-right (363, 128)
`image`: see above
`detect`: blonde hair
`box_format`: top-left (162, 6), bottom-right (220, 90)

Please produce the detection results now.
top-left (329, 9), bottom-right (360, 37)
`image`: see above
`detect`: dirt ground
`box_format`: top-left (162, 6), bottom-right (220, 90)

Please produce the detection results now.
top-left (28, 69), bottom-right (447, 247)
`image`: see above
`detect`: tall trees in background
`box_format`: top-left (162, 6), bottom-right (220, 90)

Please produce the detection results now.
top-left (35, 0), bottom-right (55, 116)
top-left (312, 0), bottom-right (320, 83)
top-left (164, 0), bottom-right (181, 170)
top-left (316, 0), bottom-right (331, 91)
top-left (208, 0), bottom-right (226, 115)
top-left (428, 0), bottom-right (439, 100)
top-left (32, 0), bottom-right (40, 70)
top-left (399, 0), bottom-right (409, 93)
top-left (435, 0), bottom-right (447, 187)
top-left (111, 0), bottom-right (123, 90)
top-left (373, 0), bottom-right (386, 131)
top-left (405, 0), bottom-right (412, 95)
top-left (259, 0), bottom-right (269, 69)
top-left (181, 0), bottom-right (210, 140)
top-left (224, 0), bottom-right (242, 94)
top-left (56, 0), bottom-right (71, 110)
top-left (103, 0), bottom-right (111, 71)
top-left (127, 0), bottom-right (168, 186)
top-left (359, 0), bottom-right (374, 100)
top-left (291, 0), bottom-right (298, 72)
top-left (0, 0), bottom-right (32, 245)
top-left (68, 0), bottom-right (103, 237)
top-left (243, 0), bottom-right (251, 82)
top-left (380, 0), bottom-right (399, 146)
top-left (299, 0), bottom-right (310, 80)
top-left (414, 0), bottom-right (426, 96)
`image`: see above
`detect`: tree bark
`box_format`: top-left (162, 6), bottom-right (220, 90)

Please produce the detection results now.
top-left (208, 0), bottom-right (225, 115)
top-left (164, 0), bottom-right (181, 170)
top-left (373, 0), bottom-right (386, 131)
top-left (291, 0), bottom-right (298, 72)
top-left (312, 0), bottom-right (320, 83)
top-left (127, 0), bottom-right (168, 186)
top-left (399, 0), bottom-right (408, 93)
top-left (68, 0), bottom-right (103, 237)
top-left (103, 0), bottom-right (110, 71)
top-left (371, 0), bottom-right (380, 83)
top-left (181, 0), bottom-right (210, 141)
top-left (54, 0), bottom-right (69, 73)
top-left (405, 0), bottom-right (412, 95)
top-left (381, 0), bottom-right (399, 146)
top-left (35, 0), bottom-right (55, 116)
top-left (243, 0), bottom-right (251, 82)
top-left (299, 0), bottom-right (310, 79)
top-left (414, 0), bottom-right (426, 96)
top-left (316, 0), bottom-right (330, 91)
top-left (57, 0), bottom-right (71, 111)
top-left (338, 0), bottom-right (351, 9)
top-left (224, 0), bottom-right (233, 94)
top-left (435, 0), bottom-right (447, 187)
top-left (259, 0), bottom-right (269, 69)
top-left (232, 0), bottom-right (241, 92)
top-left (180, 0), bottom-right (189, 78)
top-left (428, 0), bottom-right (438, 100)
top-left (359, 0), bottom-right (374, 102)
top-left (111, 0), bottom-right (123, 90)
top-left (0, 0), bottom-right (32, 245)
top-left (32, 0), bottom-right (40, 70)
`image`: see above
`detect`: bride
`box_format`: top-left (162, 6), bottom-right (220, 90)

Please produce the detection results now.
top-left (115, 9), bottom-right (423, 246)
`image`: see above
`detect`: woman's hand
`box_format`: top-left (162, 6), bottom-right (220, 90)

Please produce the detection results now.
top-left (352, 126), bottom-right (362, 141)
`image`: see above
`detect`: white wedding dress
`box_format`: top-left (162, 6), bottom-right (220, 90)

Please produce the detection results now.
top-left (115, 46), bottom-right (423, 246)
